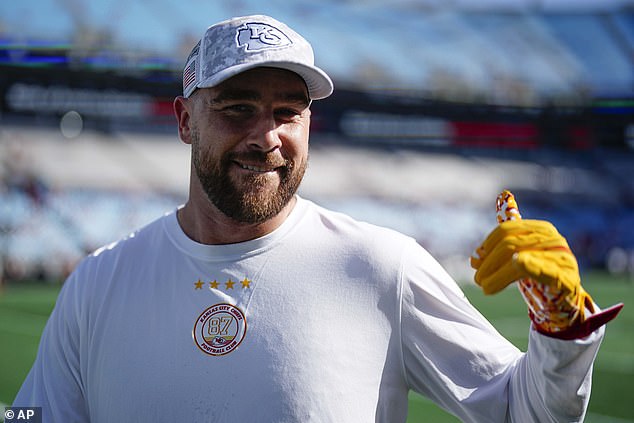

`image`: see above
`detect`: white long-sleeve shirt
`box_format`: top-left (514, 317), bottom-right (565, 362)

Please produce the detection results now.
top-left (14, 197), bottom-right (603, 422)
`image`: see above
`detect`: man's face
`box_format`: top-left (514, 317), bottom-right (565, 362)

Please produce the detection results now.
top-left (187, 67), bottom-right (311, 224)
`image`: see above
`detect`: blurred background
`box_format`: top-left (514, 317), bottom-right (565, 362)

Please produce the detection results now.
top-left (1, 0), bottom-right (634, 284)
top-left (1, 1), bottom-right (634, 421)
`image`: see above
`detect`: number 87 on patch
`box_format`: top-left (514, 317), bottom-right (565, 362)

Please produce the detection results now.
top-left (193, 303), bottom-right (247, 356)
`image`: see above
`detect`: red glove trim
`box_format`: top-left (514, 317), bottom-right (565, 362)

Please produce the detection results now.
top-left (532, 303), bottom-right (624, 340)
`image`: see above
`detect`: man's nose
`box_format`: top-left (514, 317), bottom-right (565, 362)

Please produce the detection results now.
top-left (246, 114), bottom-right (283, 152)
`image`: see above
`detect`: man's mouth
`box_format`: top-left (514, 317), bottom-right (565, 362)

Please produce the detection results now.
top-left (236, 162), bottom-right (281, 173)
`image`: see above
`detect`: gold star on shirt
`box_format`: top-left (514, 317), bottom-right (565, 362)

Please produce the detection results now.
top-left (241, 278), bottom-right (251, 289)
top-left (209, 280), bottom-right (219, 289)
top-left (225, 279), bottom-right (235, 289)
top-left (194, 279), bottom-right (204, 290)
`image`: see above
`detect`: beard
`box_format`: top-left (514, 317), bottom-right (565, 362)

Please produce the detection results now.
top-left (191, 129), bottom-right (307, 224)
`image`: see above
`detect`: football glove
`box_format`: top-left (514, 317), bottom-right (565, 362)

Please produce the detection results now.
top-left (470, 190), bottom-right (622, 339)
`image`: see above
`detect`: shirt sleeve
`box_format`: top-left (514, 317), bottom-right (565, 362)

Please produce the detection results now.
top-left (12, 271), bottom-right (90, 423)
top-left (398, 239), bottom-right (603, 423)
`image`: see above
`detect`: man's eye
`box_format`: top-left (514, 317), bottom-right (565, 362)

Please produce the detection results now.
top-left (223, 105), bottom-right (255, 115)
top-left (275, 108), bottom-right (301, 120)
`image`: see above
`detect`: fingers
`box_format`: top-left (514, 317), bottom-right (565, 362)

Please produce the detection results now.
top-left (513, 250), bottom-right (559, 286)
top-left (474, 257), bottom-right (523, 295)
top-left (471, 219), bottom-right (576, 295)
top-left (514, 250), bottom-right (580, 294)
top-left (475, 219), bottom-right (559, 258)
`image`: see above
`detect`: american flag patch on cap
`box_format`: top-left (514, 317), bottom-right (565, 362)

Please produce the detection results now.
top-left (183, 58), bottom-right (197, 94)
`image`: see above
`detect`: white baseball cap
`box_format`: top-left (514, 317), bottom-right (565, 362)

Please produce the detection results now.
top-left (182, 15), bottom-right (334, 100)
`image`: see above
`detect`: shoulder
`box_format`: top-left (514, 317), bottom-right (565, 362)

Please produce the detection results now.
top-left (302, 197), bottom-right (412, 237)
top-left (94, 212), bottom-right (169, 255)
top-left (297, 197), bottom-right (417, 262)
top-left (70, 211), bottom-right (174, 284)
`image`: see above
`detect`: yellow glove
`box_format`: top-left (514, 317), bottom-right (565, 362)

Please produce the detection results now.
top-left (471, 218), bottom-right (592, 333)
top-left (471, 190), bottom-right (622, 339)
top-left (471, 219), bottom-right (579, 295)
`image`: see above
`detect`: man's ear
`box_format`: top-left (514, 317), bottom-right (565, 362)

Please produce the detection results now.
top-left (174, 96), bottom-right (193, 144)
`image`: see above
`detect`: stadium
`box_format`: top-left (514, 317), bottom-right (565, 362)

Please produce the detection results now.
top-left (1, 1), bottom-right (633, 421)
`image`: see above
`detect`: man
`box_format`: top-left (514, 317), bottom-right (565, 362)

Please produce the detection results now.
top-left (14, 15), bottom-right (621, 422)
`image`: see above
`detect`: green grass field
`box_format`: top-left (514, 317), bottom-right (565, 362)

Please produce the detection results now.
top-left (1, 272), bottom-right (632, 422)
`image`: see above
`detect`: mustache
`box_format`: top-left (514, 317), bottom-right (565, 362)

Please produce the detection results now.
top-left (225, 151), bottom-right (290, 169)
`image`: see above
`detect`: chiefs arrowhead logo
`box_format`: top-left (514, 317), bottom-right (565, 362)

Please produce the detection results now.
top-left (236, 22), bottom-right (293, 51)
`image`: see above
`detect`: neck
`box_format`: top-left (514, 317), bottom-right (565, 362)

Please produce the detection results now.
top-left (177, 196), bottom-right (297, 245)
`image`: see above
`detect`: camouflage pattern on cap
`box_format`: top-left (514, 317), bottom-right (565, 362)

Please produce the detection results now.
top-left (183, 15), bottom-right (333, 100)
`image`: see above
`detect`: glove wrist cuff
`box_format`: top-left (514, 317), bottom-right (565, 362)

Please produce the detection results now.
top-left (530, 303), bottom-right (624, 340)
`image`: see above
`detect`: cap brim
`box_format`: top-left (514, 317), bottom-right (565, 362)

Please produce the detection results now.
top-left (196, 61), bottom-right (333, 100)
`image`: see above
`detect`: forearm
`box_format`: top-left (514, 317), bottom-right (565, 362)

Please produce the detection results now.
top-left (508, 326), bottom-right (604, 422)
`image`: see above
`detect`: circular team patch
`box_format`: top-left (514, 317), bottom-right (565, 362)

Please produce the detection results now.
top-left (193, 303), bottom-right (247, 356)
